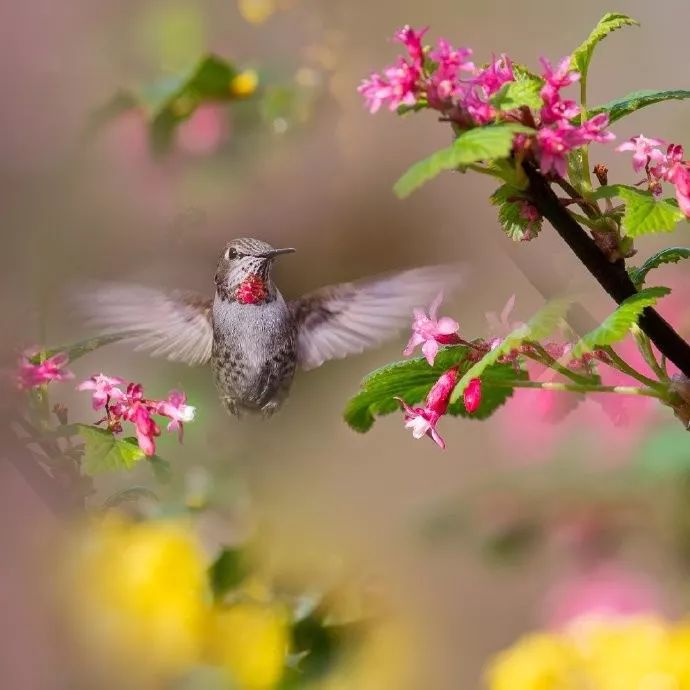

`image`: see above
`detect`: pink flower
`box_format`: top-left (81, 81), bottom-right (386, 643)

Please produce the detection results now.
top-left (17, 350), bottom-right (73, 389)
top-left (464, 90), bottom-right (496, 125)
top-left (517, 200), bottom-right (542, 240)
top-left (472, 54), bottom-right (514, 97)
top-left (429, 39), bottom-right (474, 73)
top-left (403, 292), bottom-right (461, 365)
top-left (394, 25), bottom-right (428, 63)
top-left (396, 367), bottom-right (459, 449)
top-left (616, 134), bottom-right (665, 172)
top-left (426, 39), bottom-right (474, 105)
top-left (156, 390), bottom-right (196, 440)
top-left (125, 402), bottom-right (161, 457)
top-left (486, 295), bottom-right (524, 345)
top-left (673, 165), bottom-right (690, 217)
top-left (463, 378), bottom-right (482, 413)
top-left (77, 374), bottom-right (125, 410)
top-left (578, 113), bottom-right (615, 143)
top-left (358, 72), bottom-right (392, 114)
top-left (535, 125), bottom-right (575, 177)
top-left (539, 56), bottom-right (580, 101)
top-left (544, 563), bottom-right (663, 630)
top-left (540, 98), bottom-right (580, 125)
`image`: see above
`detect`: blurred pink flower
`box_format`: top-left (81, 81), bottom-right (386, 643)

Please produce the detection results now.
top-left (486, 294), bottom-right (523, 345)
top-left (403, 292), bottom-right (461, 365)
top-left (394, 25), bottom-right (428, 62)
top-left (535, 125), bottom-right (576, 177)
top-left (77, 374), bottom-right (125, 410)
top-left (545, 563), bottom-right (663, 630)
top-left (124, 402), bottom-right (161, 457)
top-left (616, 134), bottom-right (666, 173)
top-left (17, 350), bottom-right (73, 390)
top-left (579, 113), bottom-right (615, 144)
top-left (177, 105), bottom-right (227, 156)
top-left (396, 367), bottom-right (458, 449)
top-left (539, 56), bottom-right (580, 99)
top-left (472, 54), bottom-right (514, 97)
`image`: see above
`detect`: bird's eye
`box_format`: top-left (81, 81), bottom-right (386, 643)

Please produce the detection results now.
top-left (225, 247), bottom-right (238, 260)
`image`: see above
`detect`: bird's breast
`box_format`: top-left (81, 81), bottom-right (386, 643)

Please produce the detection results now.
top-left (211, 296), bottom-right (297, 406)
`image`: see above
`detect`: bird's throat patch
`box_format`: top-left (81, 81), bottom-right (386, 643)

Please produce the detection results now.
top-left (236, 274), bottom-right (268, 304)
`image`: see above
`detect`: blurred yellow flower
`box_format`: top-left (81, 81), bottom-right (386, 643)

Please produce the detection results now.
top-left (206, 601), bottom-right (289, 689)
top-left (488, 633), bottom-right (582, 690)
top-left (231, 69), bottom-right (260, 98)
top-left (486, 617), bottom-right (690, 690)
top-left (64, 516), bottom-right (208, 681)
top-left (238, 0), bottom-right (276, 24)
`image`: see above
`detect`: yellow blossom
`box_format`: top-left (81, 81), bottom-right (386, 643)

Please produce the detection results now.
top-left (206, 601), bottom-right (289, 689)
top-left (238, 0), bottom-right (276, 24)
top-left (231, 69), bottom-right (260, 97)
top-left (63, 516), bottom-right (208, 681)
top-left (486, 617), bottom-right (690, 690)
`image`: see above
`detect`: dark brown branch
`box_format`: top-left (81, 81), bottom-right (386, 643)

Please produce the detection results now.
top-left (523, 161), bottom-right (690, 379)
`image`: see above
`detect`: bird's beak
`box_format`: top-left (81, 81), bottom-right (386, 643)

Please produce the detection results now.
top-left (259, 247), bottom-right (296, 259)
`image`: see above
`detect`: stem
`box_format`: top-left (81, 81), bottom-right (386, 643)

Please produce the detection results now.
top-left (494, 379), bottom-right (666, 399)
top-left (603, 346), bottom-right (666, 389)
top-left (524, 343), bottom-right (594, 386)
top-left (579, 75), bottom-right (593, 192)
top-left (523, 161), bottom-right (690, 379)
top-left (554, 176), bottom-right (598, 218)
top-left (632, 327), bottom-right (670, 382)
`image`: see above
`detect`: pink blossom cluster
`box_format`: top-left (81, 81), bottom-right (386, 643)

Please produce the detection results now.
top-left (616, 135), bottom-right (690, 216)
top-left (401, 293), bottom-right (482, 448)
top-left (17, 350), bottom-right (74, 389)
top-left (359, 27), bottom-right (614, 178)
top-left (533, 58), bottom-right (614, 177)
top-left (78, 374), bottom-right (195, 456)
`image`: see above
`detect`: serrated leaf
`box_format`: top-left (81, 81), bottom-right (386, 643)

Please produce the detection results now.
top-left (572, 13), bottom-right (639, 79)
top-left (209, 548), bottom-right (248, 600)
top-left (628, 247), bottom-right (690, 288)
top-left (571, 287), bottom-right (671, 357)
top-left (343, 346), bottom-right (520, 432)
top-left (491, 184), bottom-right (542, 241)
top-left (491, 79), bottom-right (543, 111)
top-left (450, 298), bottom-right (572, 403)
top-left (77, 425), bottom-right (145, 476)
top-left (590, 89), bottom-right (690, 124)
top-left (394, 124), bottom-right (535, 199)
top-left (591, 185), bottom-right (685, 236)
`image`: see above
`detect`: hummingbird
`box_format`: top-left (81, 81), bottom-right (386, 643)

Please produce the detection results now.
top-left (80, 238), bottom-right (462, 417)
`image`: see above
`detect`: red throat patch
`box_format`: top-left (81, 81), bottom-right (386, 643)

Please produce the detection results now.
top-left (236, 274), bottom-right (268, 304)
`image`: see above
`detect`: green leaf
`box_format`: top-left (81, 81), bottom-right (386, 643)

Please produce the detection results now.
top-left (393, 124), bottom-right (535, 199)
top-left (628, 247), bottom-right (690, 288)
top-left (634, 424), bottom-right (690, 477)
top-left (343, 346), bottom-right (520, 432)
top-left (590, 89), bottom-right (690, 124)
top-left (491, 79), bottom-right (543, 111)
top-left (572, 13), bottom-right (639, 79)
top-left (77, 425), bottom-right (146, 476)
top-left (149, 455), bottom-right (173, 484)
top-left (571, 287), bottom-right (671, 357)
top-left (209, 548), bottom-right (248, 600)
top-left (450, 298), bottom-right (572, 403)
top-left (491, 184), bottom-right (542, 241)
top-left (89, 54), bottom-right (255, 155)
top-left (46, 334), bottom-right (128, 364)
top-left (591, 185), bottom-right (685, 236)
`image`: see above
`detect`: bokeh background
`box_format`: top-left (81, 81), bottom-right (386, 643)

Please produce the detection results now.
top-left (2, 1), bottom-right (690, 689)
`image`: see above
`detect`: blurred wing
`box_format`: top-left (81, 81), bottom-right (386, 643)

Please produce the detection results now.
top-left (76, 282), bottom-right (213, 366)
top-left (290, 264), bottom-right (464, 370)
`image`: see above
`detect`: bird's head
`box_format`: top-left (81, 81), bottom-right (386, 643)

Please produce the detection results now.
top-left (214, 237), bottom-right (296, 304)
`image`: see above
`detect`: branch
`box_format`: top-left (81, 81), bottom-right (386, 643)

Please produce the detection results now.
top-left (523, 161), bottom-right (690, 379)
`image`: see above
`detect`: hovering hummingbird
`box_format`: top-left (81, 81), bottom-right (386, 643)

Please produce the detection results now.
top-left (81, 238), bottom-right (461, 417)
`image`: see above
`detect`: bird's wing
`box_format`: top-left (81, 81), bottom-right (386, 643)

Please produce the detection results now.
top-left (75, 282), bottom-right (213, 366)
top-left (289, 264), bottom-right (464, 371)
